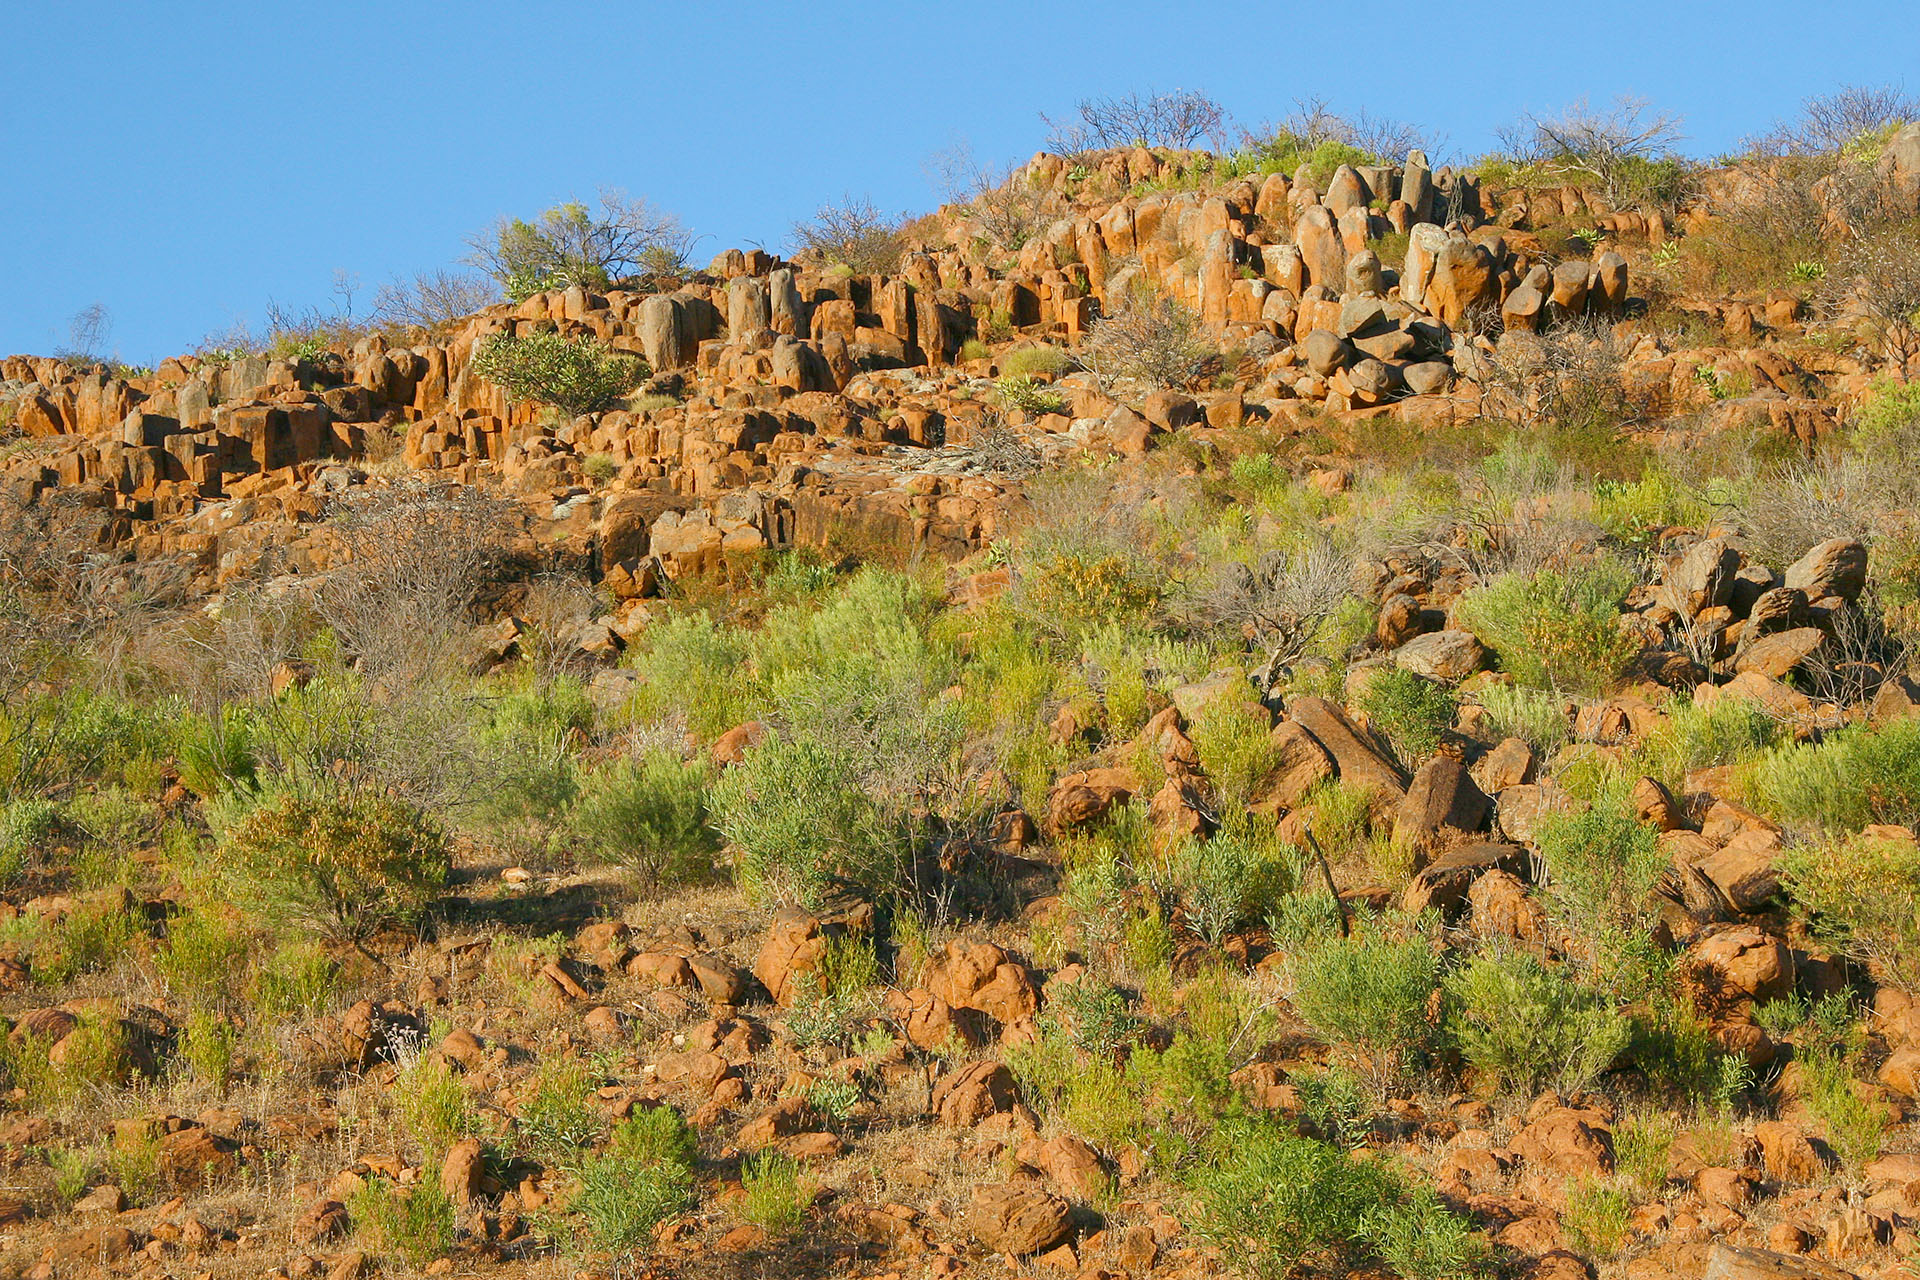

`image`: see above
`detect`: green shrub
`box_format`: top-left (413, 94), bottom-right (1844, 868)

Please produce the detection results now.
top-left (622, 611), bottom-right (751, 741)
top-left (351, 1175), bottom-right (456, 1271)
top-left (395, 1053), bottom-right (476, 1155)
top-left (251, 940), bottom-right (344, 1019)
top-left (1354, 667), bottom-right (1458, 765)
top-left (1289, 929), bottom-right (1441, 1094)
top-left (575, 1107), bottom-right (697, 1256)
top-left (1614, 1114), bottom-right (1674, 1198)
top-left (1800, 1046), bottom-right (1886, 1169)
top-left (709, 735), bottom-right (900, 907)
top-left (0, 798), bottom-right (62, 887)
top-left (1744, 718), bottom-right (1920, 834)
top-left (156, 909), bottom-right (251, 1006)
top-left (1534, 804), bottom-right (1666, 993)
top-left (1562, 1177), bottom-right (1632, 1258)
top-left (739, 1152), bottom-right (811, 1237)
top-left (223, 789), bottom-right (449, 949)
top-left (1292, 1064), bottom-right (1373, 1149)
top-left (995, 373), bottom-right (1068, 416)
top-left (180, 1010), bottom-right (238, 1090)
top-left (568, 750), bottom-right (718, 890)
top-left (1172, 827), bottom-right (1294, 944)
top-left (1455, 563), bottom-right (1639, 697)
top-left (1783, 831), bottom-right (1920, 992)
top-left (1001, 346), bottom-right (1071, 378)
top-left (1473, 682), bottom-right (1569, 755)
top-left (38, 897), bottom-right (140, 984)
top-left (470, 330), bottom-right (647, 416)
top-left (517, 1057), bottom-right (602, 1168)
top-left (1364, 1185), bottom-right (1491, 1280)
top-left (1445, 950), bottom-right (1630, 1095)
top-left (1188, 1119), bottom-right (1395, 1280)
top-left (1190, 695), bottom-right (1281, 810)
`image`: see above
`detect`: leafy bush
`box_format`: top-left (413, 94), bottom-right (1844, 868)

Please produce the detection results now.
top-left (623, 611), bottom-right (751, 740)
top-left (1799, 1045), bottom-right (1886, 1169)
top-left (351, 1175), bottom-right (457, 1271)
top-left (1354, 667), bottom-right (1458, 765)
top-left (1022, 551), bottom-right (1163, 642)
top-left (1189, 1122), bottom-right (1395, 1278)
top-left (568, 750), bottom-right (718, 890)
top-left (1455, 563), bottom-right (1638, 697)
top-left (1001, 346), bottom-right (1072, 378)
top-left (1172, 827), bottom-right (1294, 944)
top-left (575, 1107), bottom-right (697, 1256)
top-left (1190, 695), bottom-right (1281, 810)
top-left (223, 789), bottom-right (449, 949)
top-left (1364, 1185), bottom-right (1491, 1280)
top-left (1289, 929), bottom-right (1441, 1094)
top-left (709, 735), bottom-right (898, 907)
top-left (517, 1056), bottom-right (601, 1167)
top-left (0, 798), bottom-right (61, 886)
top-left (469, 192), bottom-right (691, 298)
top-left (1782, 831), bottom-right (1920, 992)
top-left (156, 909), bottom-right (250, 1006)
top-left (471, 330), bottom-right (647, 416)
top-left (1445, 950), bottom-right (1630, 1095)
top-left (1744, 718), bottom-right (1920, 834)
top-left (1189, 1118), bottom-right (1479, 1279)
top-left (1561, 1177), bottom-right (1632, 1258)
top-left (1473, 682), bottom-right (1569, 755)
top-left (739, 1152), bottom-right (811, 1237)
top-left (995, 374), bottom-right (1068, 416)
top-left (395, 1053), bottom-right (476, 1154)
top-left (180, 1010), bottom-right (238, 1090)
top-left (1534, 804), bottom-right (1666, 993)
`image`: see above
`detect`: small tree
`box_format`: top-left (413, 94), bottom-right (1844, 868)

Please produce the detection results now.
top-left (471, 329), bottom-right (647, 416)
top-left (1751, 83), bottom-right (1920, 157)
top-left (1504, 96), bottom-right (1688, 205)
top-left (468, 190), bottom-right (692, 300)
top-left (789, 195), bottom-right (904, 274)
top-left (224, 789), bottom-right (450, 952)
top-left (1043, 88), bottom-right (1229, 155)
top-left (1079, 286), bottom-right (1214, 390)
top-left (1823, 230), bottom-right (1920, 376)
top-left (371, 269), bottom-right (500, 331)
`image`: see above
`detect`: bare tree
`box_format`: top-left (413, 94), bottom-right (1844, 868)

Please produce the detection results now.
top-left (1180, 536), bottom-right (1357, 671)
top-left (1750, 83), bottom-right (1920, 157)
top-left (1823, 229), bottom-right (1920, 375)
top-left (1248, 95), bottom-right (1441, 162)
top-left (1506, 96), bottom-right (1687, 204)
top-left (789, 194), bottom-right (905, 273)
top-left (56, 303), bottom-right (111, 363)
top-left (1042, 88), bottom-right (1229, 155)
top-left (928, 142), bottom-right (1049, 251)
top-left (370, 268), bottom-right (501, 331)
top-left (468, 189), bottom-right (694, 298)
top-left (1079, 286), bottom-right (1215, 390)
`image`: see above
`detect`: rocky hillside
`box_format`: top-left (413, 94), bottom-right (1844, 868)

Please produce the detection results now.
top-left (0, 111), bottom-right (1919, 1280)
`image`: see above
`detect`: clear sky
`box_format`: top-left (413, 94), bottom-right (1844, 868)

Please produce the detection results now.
top-left (5, 0), bottom-right (1917, 365)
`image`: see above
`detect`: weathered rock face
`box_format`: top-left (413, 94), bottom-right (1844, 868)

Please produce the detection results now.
top-left (966, 1183), bottom-right (1072, 1256)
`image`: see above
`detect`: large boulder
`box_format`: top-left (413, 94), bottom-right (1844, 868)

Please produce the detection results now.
top-left (967, 1183), bottom-right (1072, 1256)
top-left (1784, 538), bottom-right (1868, 603)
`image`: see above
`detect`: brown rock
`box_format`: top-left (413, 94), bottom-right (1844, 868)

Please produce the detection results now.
top-left (1754, 1120), bottom-right (1828, 1184)
top-left (1393, 757), bottom-right (1491, 856)
top-left (1684, 926), bottom-right (1794, 1014)
top-left (1285, 695), bottom-right (1406, 807)
top-left (1045, 767), bottom-right (1140, 832)
top-left (932, 1060), bottom-right (1018, 1128)
top-left (440, 1138), bottom-right (484, 1206)
top-left (1703, 1241), bottom-right (1856, 1279)
top-left (966, 1182), bottom-right (1072, 1256)
top-left (1510, 1106), bottom-right (1613, 1177)
top-left (1784, 539), bottom-right (1868, 603)
top-left (1468, 869), bottom-right (1549, 944)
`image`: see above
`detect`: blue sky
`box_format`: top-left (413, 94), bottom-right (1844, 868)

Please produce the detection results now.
top-left (5, 0), bottom-right (1917, 364)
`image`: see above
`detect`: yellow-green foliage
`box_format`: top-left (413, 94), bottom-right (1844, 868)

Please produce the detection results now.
top-left (1455, 563), bottom-right (1639, 697)
top-left (1782, 831), bottom-right (1920, 992)
top-left (224, 788), bottom-right (449, 946)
